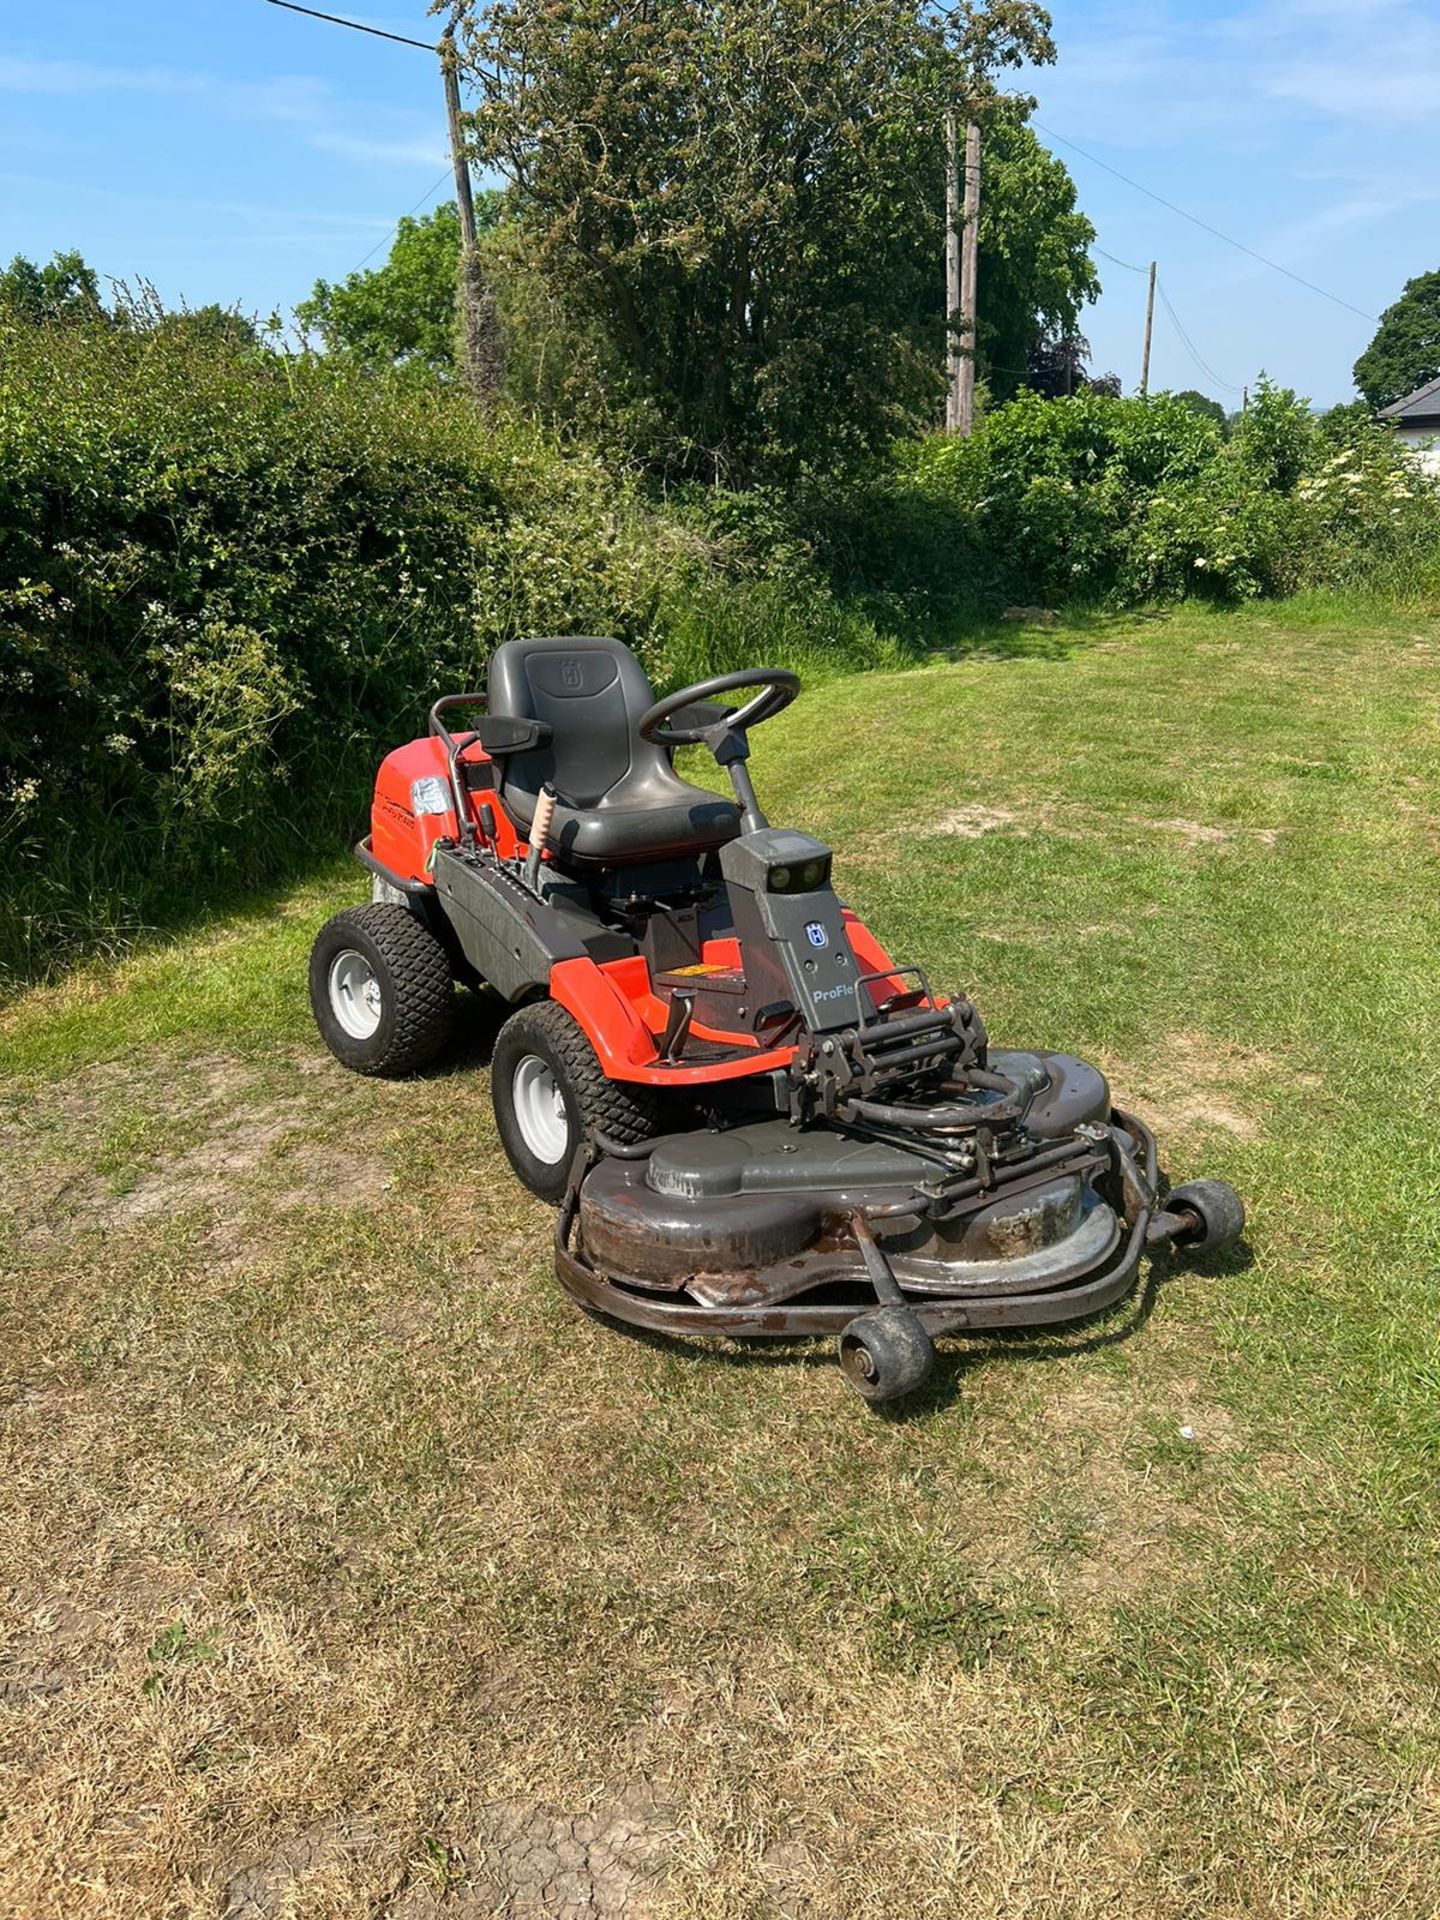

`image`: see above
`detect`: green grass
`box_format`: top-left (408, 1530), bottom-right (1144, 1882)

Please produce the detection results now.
top-left (2, 597), bottom-right (1439, 1917)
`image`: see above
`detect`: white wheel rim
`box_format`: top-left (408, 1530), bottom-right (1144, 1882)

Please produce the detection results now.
top-left (512, 1054), bottom-right (570, 1164)
top-left (328, 948), bottom-right (383, 1040)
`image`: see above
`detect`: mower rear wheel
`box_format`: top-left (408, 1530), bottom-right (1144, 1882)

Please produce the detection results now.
top-left (310, 904), bottom-right (454, 1076)
top-left (492, 1000), bottom-right (662, 1204)
top-left (837, 1306), bottom-right (935, 1406)
top-left (1166, 1179), bottom-right (1245, 1254)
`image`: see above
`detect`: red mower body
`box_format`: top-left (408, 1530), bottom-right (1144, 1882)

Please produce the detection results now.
top-left (362, 733), bottom-right (915, 1089)
top-left (370, 734), bottom-right (524, 883)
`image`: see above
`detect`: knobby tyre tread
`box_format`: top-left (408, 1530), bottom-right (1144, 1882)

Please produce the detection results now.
top-left (310, 903), bottom-right (455, 1077)
top-left (521, 999), bottom-right (662, 1145)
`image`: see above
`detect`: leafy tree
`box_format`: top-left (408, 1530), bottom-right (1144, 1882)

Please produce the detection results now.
top-left (1230, 376), bottom-right (1315, 492)
top-left (1354, 270), bottom-right (1440, 410)
top-left (452, 0), bottom-right (1059, 480)
top-left (1021, 331), bottom-right (1116, 399)
top-left (978, 117), bottom-right (1099, 401)
top-left (1, 255), bottom-right (262, 352)
top-left (317, 127), bottom-right (1097, 455)
top-left (1316, 398), bottom-right (1370, 444)
top-left (297, 197), bottom-right (503, 373)
top-left (1169, 388), bottom-right (1227, 430)
top-left (0, 249), bottom-right (104, 324)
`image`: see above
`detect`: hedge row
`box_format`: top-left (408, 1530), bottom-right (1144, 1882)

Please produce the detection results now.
top-left (811, 383), bottom-right (1440, 611)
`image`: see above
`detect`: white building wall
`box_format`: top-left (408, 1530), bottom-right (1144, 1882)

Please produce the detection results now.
top-left (1393, 426), bottom-right (1440, 476)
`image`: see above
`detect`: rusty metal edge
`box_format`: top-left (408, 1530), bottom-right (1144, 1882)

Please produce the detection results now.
top-left (552, 1108), bottom-right (1164, 1341)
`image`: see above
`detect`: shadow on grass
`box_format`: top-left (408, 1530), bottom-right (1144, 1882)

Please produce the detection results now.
top-left (411, 987), bottom-right (506, 1076)
top-left (587, 1314), bottom-right (836, 1376)
top-left (914, 605), bottom-right (1173, 668)
top-left (883, 1235), bottom-right (1258, 1424)
top-left (0, 843), bottom-right (372, 1007)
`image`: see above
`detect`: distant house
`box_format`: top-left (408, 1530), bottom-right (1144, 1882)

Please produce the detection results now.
top-left (1379, 377), bottom-right (1440, 473)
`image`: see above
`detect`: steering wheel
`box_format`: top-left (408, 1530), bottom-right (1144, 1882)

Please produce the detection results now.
top-left (638, 668), bottom-right (801, 749)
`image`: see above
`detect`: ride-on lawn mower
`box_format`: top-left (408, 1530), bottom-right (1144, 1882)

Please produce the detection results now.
top-left (310, 637), bottom-right (1243, 1405)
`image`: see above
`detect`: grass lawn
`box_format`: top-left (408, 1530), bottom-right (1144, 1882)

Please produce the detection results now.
top-left (2, 597), bottom-right (1438, 1918)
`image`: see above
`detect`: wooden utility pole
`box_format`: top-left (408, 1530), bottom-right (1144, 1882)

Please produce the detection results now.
top-left (945, 116), bottom-right (981, 436)
top-left (264, 4), bottom-right (503, 402)
top-left (1139, 259), bottom-right (1156, 397)
top-left (945, 112), bottom-right (962, 433)
top-left (958, 119), bottom-right (981, 437)
top-left (441, 21), bottom-right (501, 402)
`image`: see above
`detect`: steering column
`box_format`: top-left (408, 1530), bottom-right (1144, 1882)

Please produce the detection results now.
top-left (636, 668), bottom-right (800, 834)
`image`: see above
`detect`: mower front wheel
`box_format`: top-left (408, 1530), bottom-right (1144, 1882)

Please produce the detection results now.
top-left (310, 904), bottom-right (455, 1076)
top-left (1166, 1179), bottom-right (1246, 1255)
top-left (837, 1306), bottom-right (936, 1406)
top-left (492, 1001), bottom-right (662, 1204)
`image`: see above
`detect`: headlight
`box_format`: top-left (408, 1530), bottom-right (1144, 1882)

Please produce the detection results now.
top-left (768, 857), bottom-right (831, 893)
top-left (410, 776), bottom-right (451, 817)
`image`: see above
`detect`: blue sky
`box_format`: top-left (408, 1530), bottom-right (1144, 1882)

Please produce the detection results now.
top-left (2, 0), bottom-right (1434, 404)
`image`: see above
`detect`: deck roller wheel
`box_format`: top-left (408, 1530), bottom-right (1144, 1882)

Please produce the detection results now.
top-left (837, 1306), bottom-right (935, 1405)
top-left (1166, 1179), bottom-right (1245, 1254)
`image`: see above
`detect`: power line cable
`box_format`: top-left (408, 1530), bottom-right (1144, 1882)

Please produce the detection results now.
top-left (345, 167), bottom-right (454, 274)
top-left (1156, 280), bottom-right (1243, 394)
top-left (1095, 246), bottom-right (1145, 274)
top-left (263, 0), bottom-right (435, 52)
top-left (263, 2), bottom-right (462, 278)
top-left (1157, 283), bottom-right (1240, 393)
top-left (1034, 120), bottom-right (1376, 324)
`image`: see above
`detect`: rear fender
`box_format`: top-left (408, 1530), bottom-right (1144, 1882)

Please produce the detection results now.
top-left (431, 849), bottom-right (586, 1003)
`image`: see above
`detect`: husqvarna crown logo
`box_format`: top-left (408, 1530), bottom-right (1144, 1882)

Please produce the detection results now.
top-left (805, 921), bottom-right (828, 948)
top-left (561, 658), bottom-right (583, 690)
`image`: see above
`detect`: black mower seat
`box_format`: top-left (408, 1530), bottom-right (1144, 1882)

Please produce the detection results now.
top-left (486, 636), bottom-right (742, 867)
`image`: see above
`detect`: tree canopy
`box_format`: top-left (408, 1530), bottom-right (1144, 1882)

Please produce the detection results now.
top-left (452, 0), bottom-right (1072, 479)
top-left (151, 304), bottom-right (261, 353)
top-left (978, 117), bottom-right (1098, 400)
top-left (1169, 389), bottom-right (1227, 429)
top-left (1354, 270), bottom-right (1440, 411)
top-left (1021, 331), bottom-right (1117, 399)
top-left (1, 253), bottom-right (264, 355)
top-left (297, 197), bottom-right (503, 373)
top-left (1, 249), bottom-right (104, 324)
top-left (287, 124), bottom-right (1096, 452)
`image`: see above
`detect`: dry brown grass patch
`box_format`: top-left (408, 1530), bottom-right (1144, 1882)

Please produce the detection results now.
top-left (1099, 1028), bottom-right (1305, 1143)
top-left (950, 1368), bottom-right (1215, 1608)
top-left (1, 1046), bottom-right (406, 1259)
top-left (936, 803), bottom-right (1027, 838)
top-left (1142, 815), bottom-right (1281, 851)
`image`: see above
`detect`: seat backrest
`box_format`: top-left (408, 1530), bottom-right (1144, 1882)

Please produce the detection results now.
top-left (486, 636), bottom-right (662, 826)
